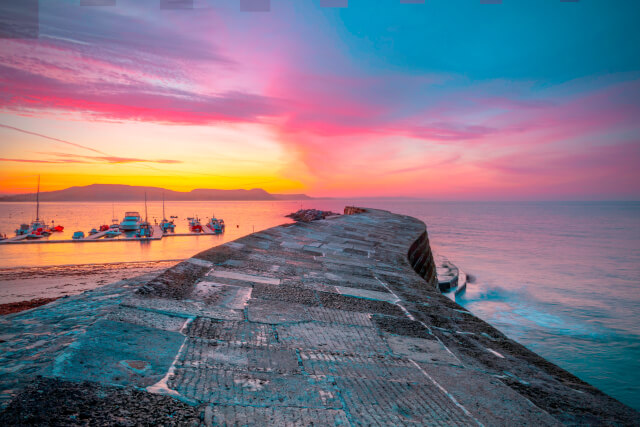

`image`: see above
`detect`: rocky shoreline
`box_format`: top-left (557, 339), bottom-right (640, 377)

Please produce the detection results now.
top-left (285, 208), bottom-right (340, 222)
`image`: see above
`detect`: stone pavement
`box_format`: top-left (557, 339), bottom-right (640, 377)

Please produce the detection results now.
top-left (0, 208), bottom-right (638, 426)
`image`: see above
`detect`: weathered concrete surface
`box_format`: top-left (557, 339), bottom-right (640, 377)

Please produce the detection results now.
top-left (1, 208), bottom-right (638, 426)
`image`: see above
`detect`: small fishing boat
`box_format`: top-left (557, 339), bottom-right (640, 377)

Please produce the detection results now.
top-left (188, 216), bottom-right (203, 233)
top-left (159, 194), bottom-right (176, 233)
top-left (160, 219), bottom-right (175, 233)
top-left (89, 228), bottom-right (99, 235)
top-left (207, 214), bottom-right (225, 234)
top-left (72, 231), bottom-right (85, 240)
top-left (120, 211), bottom-right (141, 231)
top-left (136, 221), bottom-right (153, 238)
top-left (135, 193), bottom-right (153, 238)
top-left (16, 224), bottom-right (30, 236)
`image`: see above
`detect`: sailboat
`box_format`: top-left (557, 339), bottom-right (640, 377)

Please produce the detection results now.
top-left (15, 175), bottom-right (58, 238)
top-left (159, 193), bottom-right (175, 233)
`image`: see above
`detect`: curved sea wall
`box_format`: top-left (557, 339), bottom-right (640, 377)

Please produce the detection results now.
top-left (345, 206), bottom-right (438, 289)
top-left (1, 207), bottom-right (638, 425)
top-left (407, 231), bottom-right (438, 289)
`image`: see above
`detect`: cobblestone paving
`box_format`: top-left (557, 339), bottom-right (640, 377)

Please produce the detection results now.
top-left (1, 208), bottom-right (638, 425)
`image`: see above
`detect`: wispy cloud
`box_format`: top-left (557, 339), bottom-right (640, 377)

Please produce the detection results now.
top-left (0, 123), bottom-right (105, 154)
top-left (31, 152), bottom-right (183, 165)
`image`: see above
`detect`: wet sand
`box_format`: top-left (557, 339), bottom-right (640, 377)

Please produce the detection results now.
top-left (0, 260), bottom-right (180, 308)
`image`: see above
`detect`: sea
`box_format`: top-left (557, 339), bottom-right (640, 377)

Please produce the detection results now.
top-left (0, 200), bottom-right (638, 410)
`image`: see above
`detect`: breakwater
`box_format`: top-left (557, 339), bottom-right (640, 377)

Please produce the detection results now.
top-left (0, 207), bottom-right (637, 425)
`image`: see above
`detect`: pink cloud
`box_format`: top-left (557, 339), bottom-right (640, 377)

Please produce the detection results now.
top-left (0, 2), bottom-right (638, 199)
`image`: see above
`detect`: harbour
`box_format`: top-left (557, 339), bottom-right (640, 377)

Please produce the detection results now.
top-left (0, 227), bottom-right (216, 244)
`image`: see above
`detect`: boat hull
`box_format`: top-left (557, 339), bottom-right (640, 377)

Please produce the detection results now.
top-left (119, 223), bottom-right (140, 231)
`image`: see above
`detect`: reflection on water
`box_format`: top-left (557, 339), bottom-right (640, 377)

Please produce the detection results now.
top-left (0, 200), bottom-right (638, 409)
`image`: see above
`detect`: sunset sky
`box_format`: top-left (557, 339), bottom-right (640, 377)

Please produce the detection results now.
top-left (0, 0), bottom-right (639, 199)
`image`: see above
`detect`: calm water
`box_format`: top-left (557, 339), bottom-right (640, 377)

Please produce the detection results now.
top-left (0, 200), bottom-right (638, 410)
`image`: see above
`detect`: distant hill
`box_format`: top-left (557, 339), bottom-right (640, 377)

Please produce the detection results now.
top-left (0, 184), bottom-right (313, 202)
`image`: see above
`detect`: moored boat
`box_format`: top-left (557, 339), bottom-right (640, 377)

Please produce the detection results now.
top-left (72, 231), bottom-right (85, 240)
top-left (110, 204), bottom-right (119, 229)
top-left (47, 221), bottom-right (64, 233)
top-left (105, 230), bottom-right (122, 238)
top-left (136, 221), bottom-right (153, 238)
top-left (207, 214), bottom-right (225, 233)
top-left (188, 216), bottom-right (203, 233)
top-left (14, 176), bottom-right (60, 237)
top-left (16, 224), bottom-right (30, 236)
top-left (119, 212), bottom-right (141, 231)
top-left (135, 193), bottom-right (153, 238)
top-left (159, 194), bottom-right (176, 233)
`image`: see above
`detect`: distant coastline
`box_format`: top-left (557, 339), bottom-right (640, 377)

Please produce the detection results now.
top-left (0, 184), bottom-right (312, 202)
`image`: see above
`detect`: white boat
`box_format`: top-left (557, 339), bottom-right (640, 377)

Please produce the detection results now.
top-left (119, 211), bottom-right (141, 231)
top-left (72, 231), bottom-right (85, 240)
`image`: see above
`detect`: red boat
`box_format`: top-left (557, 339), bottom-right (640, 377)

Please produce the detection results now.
top-left (46, 221), bottom-right (64, 233)
top-left (188, 217), bottom-right (203, 233)
top-left (99, 224), bottom-right (109, 232)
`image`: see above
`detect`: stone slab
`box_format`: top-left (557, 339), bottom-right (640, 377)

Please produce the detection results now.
top-left (385, 334), bottom-right (461, 366)
top-left (208, 269), bottom-right (280, 285)
top-left (49, 319), bottom-right (184, 388)
top-left (277, 322), bottom-right (389, 355)
top-left (169, 368), bottom-right (341, 409)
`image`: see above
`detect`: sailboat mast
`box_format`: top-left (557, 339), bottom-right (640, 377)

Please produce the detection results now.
top-left (144, 192), bottom-right (148, 222)
top-left (163, 193), bottom-right (165, 219)
top-left (36, 175), bottom-right (40, 221)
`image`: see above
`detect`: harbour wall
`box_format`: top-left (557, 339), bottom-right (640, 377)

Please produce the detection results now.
top-left (0, 207), bottom-right (638, 425)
